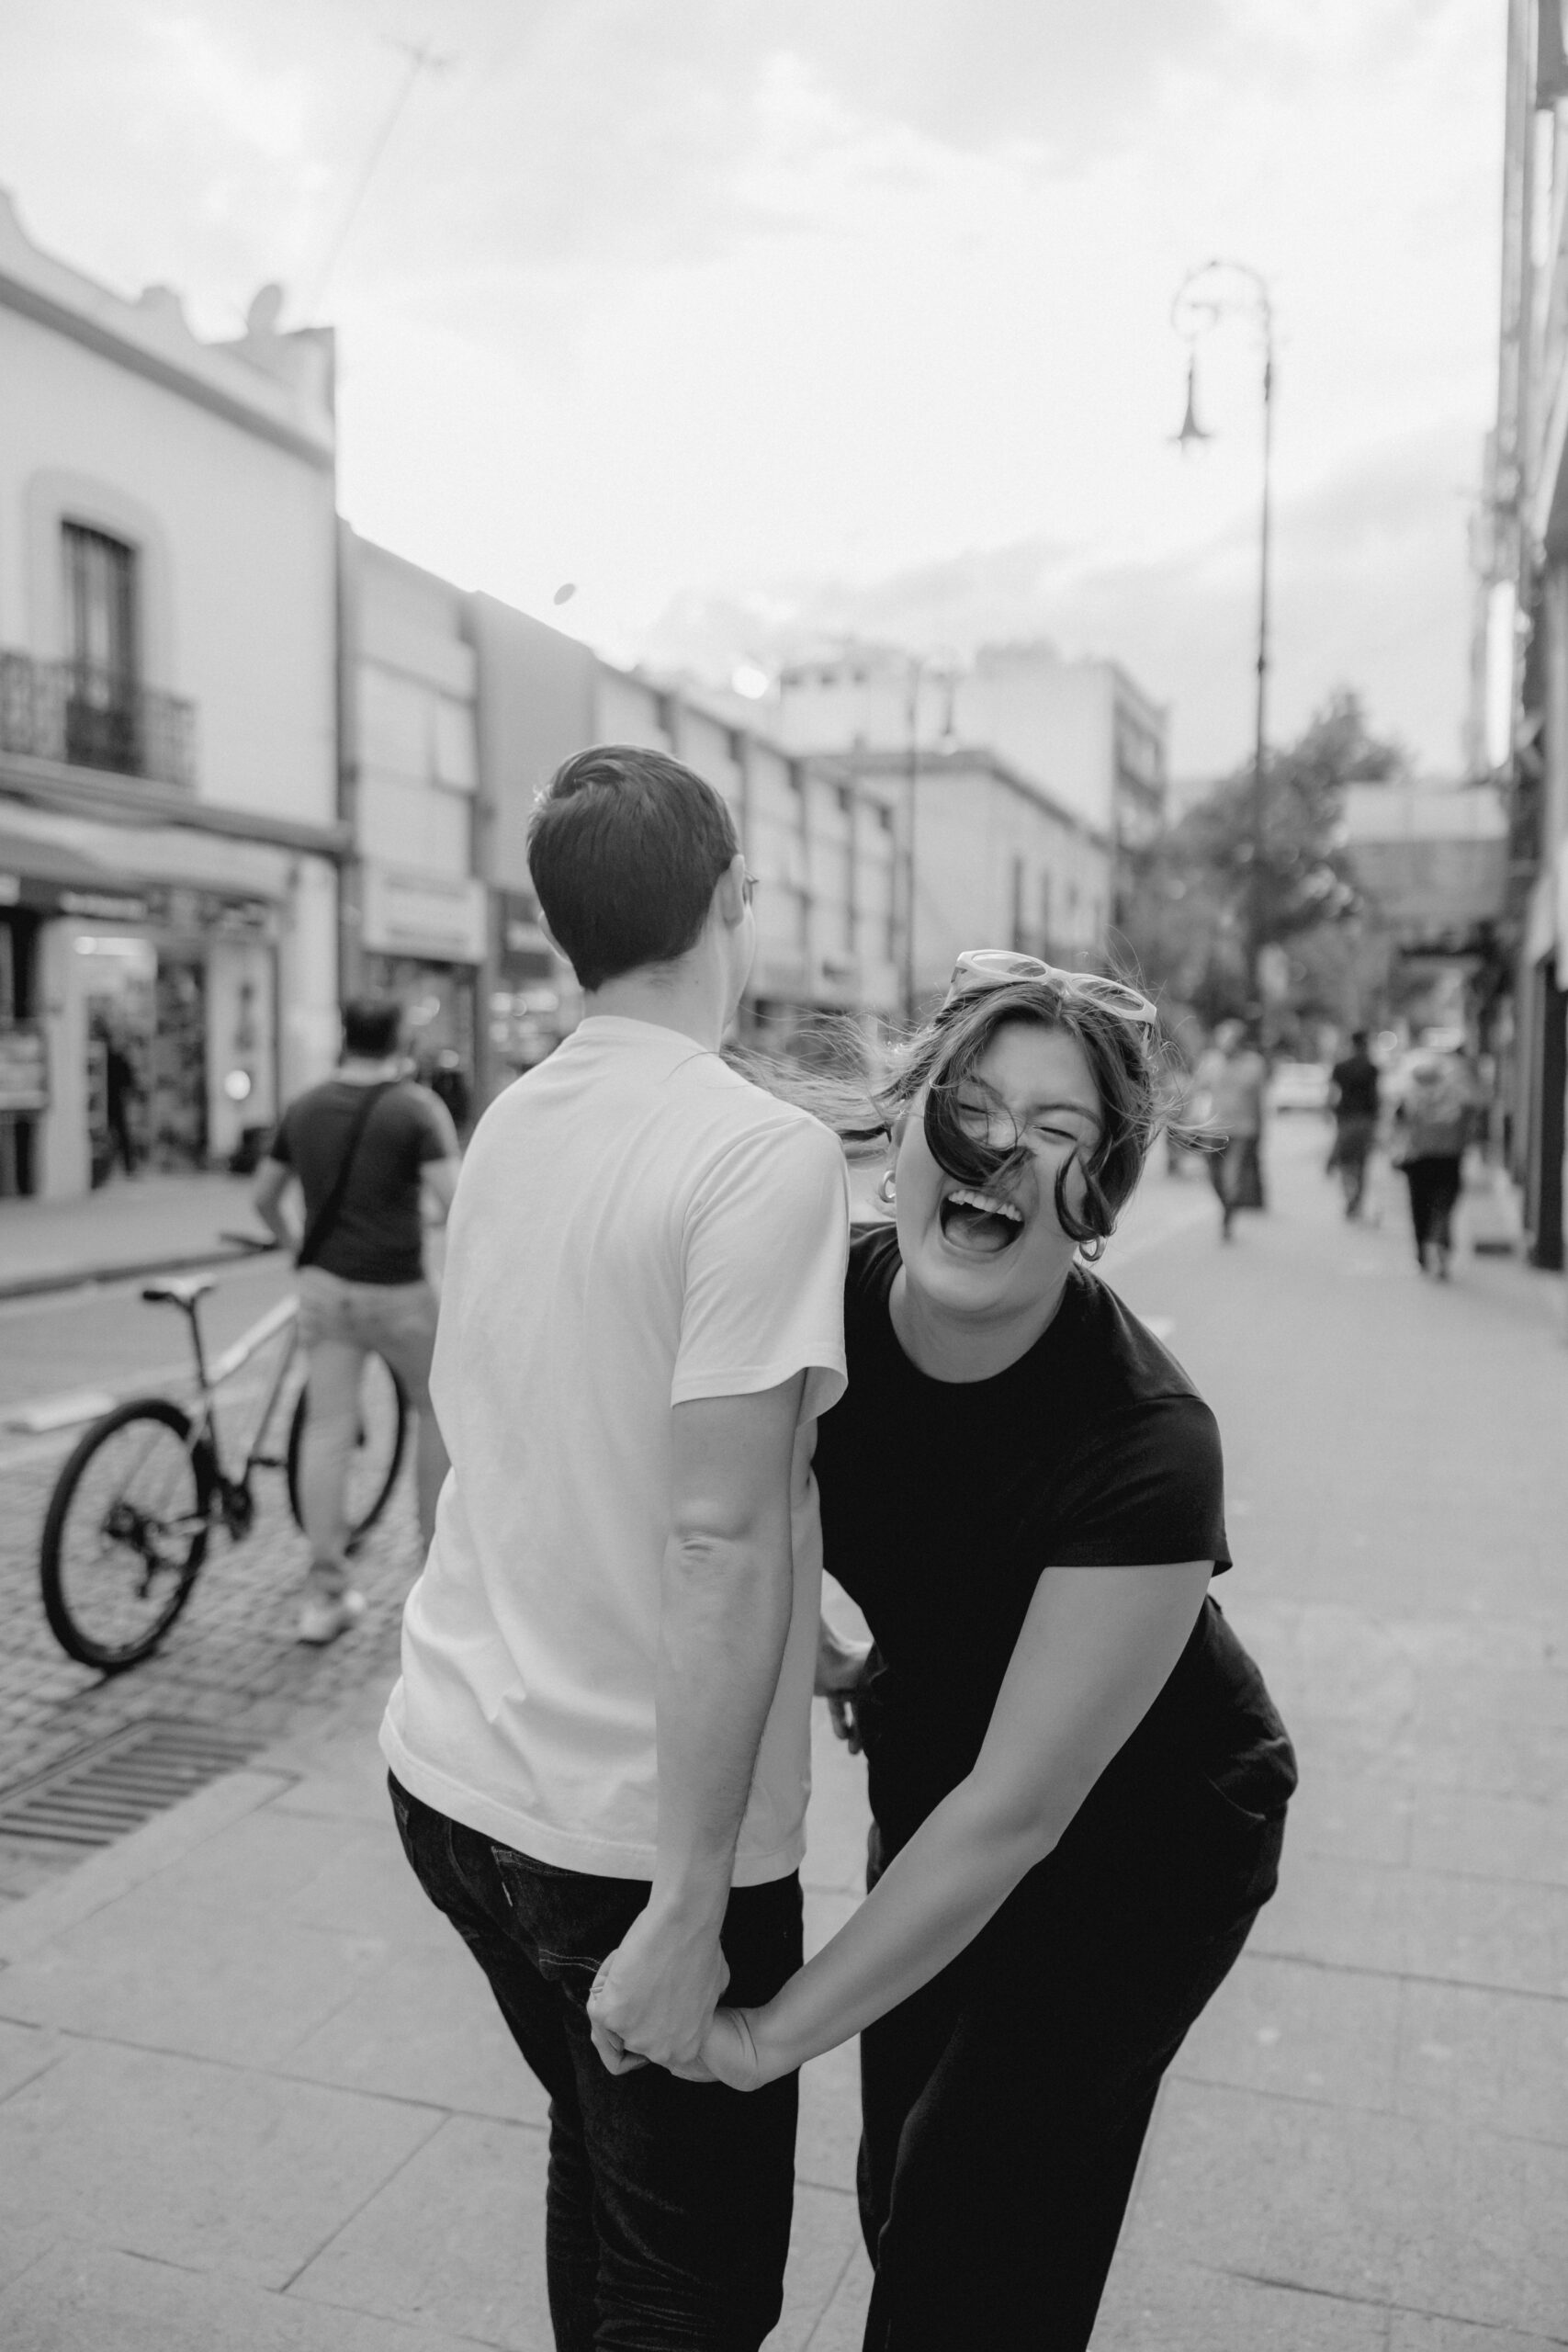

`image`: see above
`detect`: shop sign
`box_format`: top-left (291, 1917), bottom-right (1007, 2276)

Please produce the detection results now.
top-left (59, 888), bottom-right (152, 923)
top-left (0, 872), bottom-right (275, 935)
top-left (362, 863), bottom-right (488, 964)
top-left (0, 1022), bottom-right (49, 1114)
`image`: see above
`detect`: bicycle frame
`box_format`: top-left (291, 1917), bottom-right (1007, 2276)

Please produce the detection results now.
top-left (167, 1292), bottom-right (300, 1533)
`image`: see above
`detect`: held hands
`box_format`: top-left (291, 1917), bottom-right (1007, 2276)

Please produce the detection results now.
top-left (587, 1907), bottom-right (729, 2077)
top-left (695, 2003), bottom-right (771, 2092)
top-left (815, 1619), bottom-right (873, 1756)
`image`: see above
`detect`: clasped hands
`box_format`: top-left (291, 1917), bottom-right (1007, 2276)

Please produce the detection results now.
top-left (586, 1642), bottom-right (872, 2092)
top-left (586, 1911), bottom-right (764, 2091)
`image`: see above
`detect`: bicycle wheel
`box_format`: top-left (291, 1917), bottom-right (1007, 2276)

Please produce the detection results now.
top-left (40, 1398), bottom-right (216, 1672)
top-left (286, 1353), bottom-right (410, 1551)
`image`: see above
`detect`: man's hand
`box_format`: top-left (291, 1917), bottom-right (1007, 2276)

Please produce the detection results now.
top-left (586, 1906), bottom-right (730, 2075)
top-left (815, 1617), bottom-right (873, 1756)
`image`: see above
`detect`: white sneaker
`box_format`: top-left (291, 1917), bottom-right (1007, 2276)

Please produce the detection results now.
top-left (297, 1588), bottom-right (367, 1645)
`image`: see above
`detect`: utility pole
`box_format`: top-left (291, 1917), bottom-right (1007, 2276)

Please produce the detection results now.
top-left (1172, 259), bottom-right (1277, 1014)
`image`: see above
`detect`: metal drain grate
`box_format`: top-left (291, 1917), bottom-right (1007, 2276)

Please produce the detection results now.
top-left (0, 1718), bottom-right (269, 1849)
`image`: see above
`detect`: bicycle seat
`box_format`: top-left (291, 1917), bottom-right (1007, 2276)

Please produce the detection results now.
top-left (141, 1275), bottom-right (216, 1308)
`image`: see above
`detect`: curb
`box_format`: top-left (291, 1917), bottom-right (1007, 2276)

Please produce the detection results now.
top-left (0, 1239), bottom-right (264, 1306)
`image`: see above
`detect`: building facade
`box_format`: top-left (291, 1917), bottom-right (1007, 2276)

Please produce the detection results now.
top-left (812, 745), bottom-right (1111, 1011)
top-left (467, 600), bottom-right (904, 1092)
top-left (341, 534), bottom-right (486, 1118)
top-left (1484, 0), bottom-right (1568, 1264)
top-left (0, 192), bottom-right (343, 1196)
top-left (769, 636), bottom-right (1165, 924)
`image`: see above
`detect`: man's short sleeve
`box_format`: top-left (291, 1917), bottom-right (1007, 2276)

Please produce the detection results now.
top-left (266, 1105), bottom-right (296, 1167)
top-left (673, 1116), bottom-right (850, 1420)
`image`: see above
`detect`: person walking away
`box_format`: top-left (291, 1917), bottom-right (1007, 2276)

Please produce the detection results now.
top-left (1392, 1055), bottom-right (1475, 1278)
top-left (104, 1026), bottom-right (141, 1176)
top-left (1194, 1020), bottom-right (1268, 1238)
top-left (1327, 1027), bottom-right (1381, 1218)
top-left (380, 746), bottom-right (850, 2351)
top-left (253, 999), bottom-right (460, 1643)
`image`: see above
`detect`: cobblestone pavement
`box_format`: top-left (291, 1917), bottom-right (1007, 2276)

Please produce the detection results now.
top-left (0, 1382), bottom-right (426, 1905)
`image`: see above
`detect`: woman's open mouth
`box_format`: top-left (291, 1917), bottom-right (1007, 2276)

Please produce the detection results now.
top-left (939, 1186), bottom-right (1025, 1255)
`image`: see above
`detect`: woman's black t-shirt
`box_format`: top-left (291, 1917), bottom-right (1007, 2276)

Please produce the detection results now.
top-left (813, 1225), bottom-right (1295, 1863)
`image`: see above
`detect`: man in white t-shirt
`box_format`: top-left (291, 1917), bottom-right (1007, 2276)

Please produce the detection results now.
top-left (381, 744), bottom-right (850, 2350)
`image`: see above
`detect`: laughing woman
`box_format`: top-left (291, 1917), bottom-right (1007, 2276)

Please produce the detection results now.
top-left (700, 955), bottom-right (1295, 2352)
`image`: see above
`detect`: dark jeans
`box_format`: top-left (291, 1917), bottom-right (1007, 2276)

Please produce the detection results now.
top-left (856, 1779), bottom-right (1289, 2352)
top-left (1331, 1114), bottom-right (1377, 1215)
top-left (1404, 1154), bottom-right (1462, 1261)
top-left (389, 1775), bottom-right (802, 2351)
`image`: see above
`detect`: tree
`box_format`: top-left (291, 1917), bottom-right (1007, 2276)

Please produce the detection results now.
top-left (1120, 691), bottom-right (1409, 1038)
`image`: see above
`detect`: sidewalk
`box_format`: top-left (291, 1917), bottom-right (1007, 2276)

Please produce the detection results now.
top-left (0, 1125), bottom-right (1562, 2346)
top-left (0, 1170), bottom-right (270, 1299)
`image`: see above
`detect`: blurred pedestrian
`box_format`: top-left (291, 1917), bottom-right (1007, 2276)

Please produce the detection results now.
top-left (252, 999), bottom-right (461, 1643)
top-left (1327, 1028), bottom-right (1381, 1218)
top-left (1194, 1020), bottom-right (1268, 1239)
top-left (1392, 1055), bottom-right (1475, 1279)
top-left (103, 1024), bottom-right (141, 1176)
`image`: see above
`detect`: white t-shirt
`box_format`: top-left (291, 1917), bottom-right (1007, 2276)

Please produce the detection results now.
top-left (379, 1015), bottom-right (851, 1884)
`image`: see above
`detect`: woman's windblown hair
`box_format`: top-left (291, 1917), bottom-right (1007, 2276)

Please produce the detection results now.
top-left (734, 975), bottom-right (1198, 1263)
top-left (880, 978), bottom-right (1170, 1261)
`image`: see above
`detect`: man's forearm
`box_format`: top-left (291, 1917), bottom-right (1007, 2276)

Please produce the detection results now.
top-left (254, 1193), bottom-right (298, 1252)
top-left (648, 1522), bottom-right (795, 1925)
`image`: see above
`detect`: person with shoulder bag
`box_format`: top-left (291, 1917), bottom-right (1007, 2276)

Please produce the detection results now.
top-left (253, 999), bottom-right (461, 1642)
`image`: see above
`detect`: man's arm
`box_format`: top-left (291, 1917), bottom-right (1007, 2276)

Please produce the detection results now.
top-left (421, 1155), bottom-right (461, 1224)
top-left (588, 1372), bottom-right (807, 2073)
top-left (252, 1157), bottom-right (299, 1255)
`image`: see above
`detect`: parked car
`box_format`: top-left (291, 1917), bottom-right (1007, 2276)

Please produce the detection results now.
top-left (1269, 1059), bottom-right (1331, 1113)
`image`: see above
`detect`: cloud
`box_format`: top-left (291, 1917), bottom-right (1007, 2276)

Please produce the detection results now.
top-left (637, 419), bottom-right (1479, 782)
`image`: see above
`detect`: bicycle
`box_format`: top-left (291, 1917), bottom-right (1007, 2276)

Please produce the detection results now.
top-left (39, 1246), bottom-right (409, 1672)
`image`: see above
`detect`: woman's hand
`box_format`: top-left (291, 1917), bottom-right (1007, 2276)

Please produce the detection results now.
top-left (816, 1617), bottom-right (873, 1754)
top-left (695, 2004), bottom-right (773, 2092)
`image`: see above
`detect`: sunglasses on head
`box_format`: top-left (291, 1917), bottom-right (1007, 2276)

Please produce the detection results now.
top-left (942, 950), bottom-right (1157, 1027)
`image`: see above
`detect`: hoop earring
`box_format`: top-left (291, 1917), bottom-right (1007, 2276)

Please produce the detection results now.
top-left (877, 1170), bottom-right (897, 1205)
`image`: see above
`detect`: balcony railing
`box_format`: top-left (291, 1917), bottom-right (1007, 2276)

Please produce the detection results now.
top-left (0, 650), bottom-right (196, 790)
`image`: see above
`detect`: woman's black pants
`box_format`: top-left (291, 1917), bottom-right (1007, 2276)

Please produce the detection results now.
top-left (856, 1784), bottom-right (1287, 2352)
top-left (1404, 1154), bottom-right (1462, 1261)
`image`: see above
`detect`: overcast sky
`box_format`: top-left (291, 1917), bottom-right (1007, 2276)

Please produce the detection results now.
top-left (1, 0), bottom-right (1503, 782)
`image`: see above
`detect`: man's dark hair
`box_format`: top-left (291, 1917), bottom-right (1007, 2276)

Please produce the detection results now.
top-left (1350, 1028), bottom-right (1370, 1051)
top-left (527, 745), bottom-right (739, 993)
top-left (342, 997), bottom-right (402, 1060)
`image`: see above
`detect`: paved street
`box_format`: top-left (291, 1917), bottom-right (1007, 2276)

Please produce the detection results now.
top-left (0, 1252), bottom-right (427, 1905)
top-left (0, 1120), bottom-right (1562, 2346)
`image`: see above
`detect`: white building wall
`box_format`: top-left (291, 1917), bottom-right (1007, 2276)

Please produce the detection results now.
top-left (0, 198), bottom-right (342, 1179)
top-left (356, 548), bottom-right (478, 883)
top-left (960, 655), bottom-right (1113, 836)
top-left (0, 306), bottom-right (336, 831)
top-left (909, 763), bottom-right (1111, 1000)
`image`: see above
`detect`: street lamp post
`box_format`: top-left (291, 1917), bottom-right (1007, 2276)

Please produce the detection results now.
top-left (904, 658), bottom-right (923, 1023)
top-left (1171, 259), bottom-right (1276, 1013)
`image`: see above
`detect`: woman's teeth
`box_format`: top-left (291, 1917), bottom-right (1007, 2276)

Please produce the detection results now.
top-left (947, 1188), bottom-right (1021, 1224)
